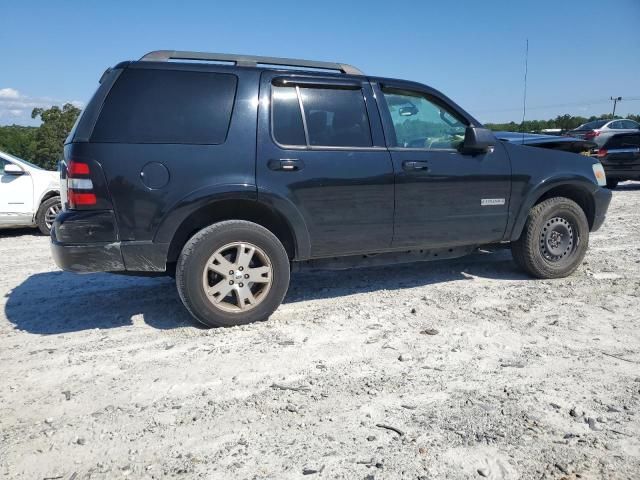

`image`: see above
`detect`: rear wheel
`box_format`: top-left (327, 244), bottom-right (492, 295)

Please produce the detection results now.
top-left (606, 178), bottom-right (619, 189)
top-left (511, 197), bottom-right (589, 279)
top-left (35, 196), bottom-right (61, 235)
top-left (176, 220), bottom-right (290, 327)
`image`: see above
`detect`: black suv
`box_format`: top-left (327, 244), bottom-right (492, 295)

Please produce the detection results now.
top-left (595, 132), bottom-right (640, 189)
top-left (52, 50), bottom-right (612, 327)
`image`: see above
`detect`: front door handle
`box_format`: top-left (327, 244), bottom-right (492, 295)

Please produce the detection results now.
top-left (402, 160), bottom-right (430, 172)
top-left (268, 158), bottom-right (303, 171)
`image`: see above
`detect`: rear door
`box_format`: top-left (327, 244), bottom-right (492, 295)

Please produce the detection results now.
top-left (256, 72), bottom-right (394, 258)
top-left (374, 82), bottom-right (511, 248)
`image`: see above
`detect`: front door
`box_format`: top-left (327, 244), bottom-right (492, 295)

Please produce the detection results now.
top-left (0, 159), bottom-right (34, 221)
top-left (256, 73), bottom-right (394, 258)
top-left (375, 83), bottom-right (511, 248)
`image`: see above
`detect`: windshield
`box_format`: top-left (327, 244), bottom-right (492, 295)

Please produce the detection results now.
top-left (0, 151), bottom-right (46, 170)
top-left (575, 120), bottom-right (607, 130)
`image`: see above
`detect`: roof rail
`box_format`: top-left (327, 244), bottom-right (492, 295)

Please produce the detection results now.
top-left (139, 50), bottom-right (364, 76)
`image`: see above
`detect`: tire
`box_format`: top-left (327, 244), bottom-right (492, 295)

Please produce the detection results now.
top-left (606, 178), bottom-right (619, 189)
top-left (511, 197), bottom-right (589, 279)
top-left (176, 220), bottom-right (290, 328)
top-left (35, 196), bottom-right (61, 235)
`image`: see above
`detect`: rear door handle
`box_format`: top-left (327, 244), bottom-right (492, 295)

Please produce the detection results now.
top-left (268, 159), bottom-right (303, 171)
top-left (402, 160), bottom-right (430, 172)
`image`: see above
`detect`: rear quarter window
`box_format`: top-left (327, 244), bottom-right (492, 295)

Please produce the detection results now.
top-left (92, 68), bottom-right (237, 144)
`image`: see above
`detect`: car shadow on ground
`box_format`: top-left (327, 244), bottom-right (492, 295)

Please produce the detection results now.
top-left (0, 228), bottom-right (42, 238)
top-left (4, 247), bottom-right (527, 335)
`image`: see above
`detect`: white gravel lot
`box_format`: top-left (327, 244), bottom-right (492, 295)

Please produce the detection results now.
top-left (1, 184), bottom-right (639, 480)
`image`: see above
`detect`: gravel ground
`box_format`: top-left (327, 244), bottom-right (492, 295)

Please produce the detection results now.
top-left (1, 184), bottom-right (639, 480)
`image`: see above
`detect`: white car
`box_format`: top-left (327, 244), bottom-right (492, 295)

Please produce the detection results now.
top-left (0, 150), bottom-right (61, 235)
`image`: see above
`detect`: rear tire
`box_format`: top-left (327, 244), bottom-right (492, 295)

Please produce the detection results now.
top-left (176, 220), bottom-right (290, 328)
top-left (35, 196), bottom-right (61, 235)
top-left (511, 197), bottom-right (589, 279)
top-left (606, 179), bottom-right (619, 189)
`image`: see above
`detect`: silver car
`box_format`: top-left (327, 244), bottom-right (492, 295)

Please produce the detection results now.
top-left (567, 118), bottom-right (640, 147)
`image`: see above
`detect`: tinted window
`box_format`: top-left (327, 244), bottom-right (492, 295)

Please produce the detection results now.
top-left (623, 120), bottom-right (640, 129)
top-left (299, 87), bottom-right (372, 147)
top-left (272, 85), bottom-right (306, 146)
top-left (382, 89), bottom-right (467, 149)
top-left (0, 159), bottom-right (7, 175)
top-left (608, 121), bottom-right (623, 129)
top-left (92, 69), bottom-right (237, 144)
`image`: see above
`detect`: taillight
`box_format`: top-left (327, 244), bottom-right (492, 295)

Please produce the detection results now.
top-left (597, 148), bottom-right (608, 158)
top-left (66, 160), bottom-right (96, 208)
top-left (584, 130), bottom-right (600, 139)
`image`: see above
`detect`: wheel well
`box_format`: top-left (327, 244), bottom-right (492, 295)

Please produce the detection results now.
top-left (40, 190), bottom-right (60, 205)
top-left (535, 185), bottom-right (595, 229)
top-left (166, 199), bottom-right (296, 263)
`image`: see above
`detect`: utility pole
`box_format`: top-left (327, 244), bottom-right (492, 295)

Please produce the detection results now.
top-left (610, 96), bottom-right (622, 118)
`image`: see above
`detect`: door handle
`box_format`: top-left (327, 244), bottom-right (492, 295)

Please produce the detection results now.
top-left (268, 159), bottom-right (303, 171)
top-left (402, 160), bottom-right (430, 172)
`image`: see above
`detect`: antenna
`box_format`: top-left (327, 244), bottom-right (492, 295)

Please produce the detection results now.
top-left (521, 38), bottom-right (529, 142)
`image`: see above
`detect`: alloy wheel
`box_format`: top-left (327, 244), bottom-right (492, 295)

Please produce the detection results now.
top-left (201, 242), bottom-right (273, 313)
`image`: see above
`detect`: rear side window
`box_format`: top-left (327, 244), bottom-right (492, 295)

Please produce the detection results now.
top-left (92, 69), bottom-right (237, 144)
top-left (300, 87), bottom-right (372, 147)
top-left (271, 83), bottom-right (372, 148)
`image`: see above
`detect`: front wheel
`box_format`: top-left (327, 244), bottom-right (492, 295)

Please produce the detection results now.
top-left (606, 179), bottom-right (619, 189)
top-left (176, 220), bottom-right (290, 327)
top-left (511, 197), bottom-right (589, 279)
top-left (35, 196), bottom-right (62, 235)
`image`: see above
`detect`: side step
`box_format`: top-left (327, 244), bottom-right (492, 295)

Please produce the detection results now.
top-left (291, 246), bottom-right (478, 272)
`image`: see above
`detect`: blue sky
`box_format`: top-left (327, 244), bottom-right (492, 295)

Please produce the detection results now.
top-left (1, 0), bottom-right (639, 126)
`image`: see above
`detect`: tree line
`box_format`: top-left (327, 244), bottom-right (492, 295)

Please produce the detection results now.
top-left (485, 113), bottom-right (640, 133)
top-left (1, 106), bottom-right (639, 171)
top-left (0, 103), bottom-right (81, 170)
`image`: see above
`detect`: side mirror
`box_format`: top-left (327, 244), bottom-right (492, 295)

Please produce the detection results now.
top-left (461, 127), bottom-right (496, 154)
top-left (3, 163), bottom-right (25, 175)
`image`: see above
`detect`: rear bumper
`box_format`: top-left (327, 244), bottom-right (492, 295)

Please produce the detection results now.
top-left (50, 209), bottom-right (168, 273)
top-left (51, 209), bottom-right (125, 272)
top-left (591, 187), bottom-right (612, 232)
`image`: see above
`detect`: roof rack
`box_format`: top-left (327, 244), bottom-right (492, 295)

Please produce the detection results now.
top-left (139, 50), bottom-right (364, 76)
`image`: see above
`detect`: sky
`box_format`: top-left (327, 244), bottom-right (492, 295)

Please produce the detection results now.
top-left (1, 0), bottom-right (639, 126)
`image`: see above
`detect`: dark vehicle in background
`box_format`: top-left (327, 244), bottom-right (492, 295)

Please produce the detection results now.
top-left (51, 50), bottom-right (612, 328)
top-left (496, 131), bottom-right (595, 154)
top-left (595, 132), bottom-right (640, 189)
top-left (567, 119), bottom-right (640, 147)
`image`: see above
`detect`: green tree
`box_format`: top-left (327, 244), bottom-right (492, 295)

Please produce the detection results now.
top-left (0, 125), bottom-right (37, 160)
top-left (30, 103), bottom-right (81, 169)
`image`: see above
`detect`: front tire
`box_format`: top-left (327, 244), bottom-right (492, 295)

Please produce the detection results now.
top-left (176, 220), bottom-right (290, 327)
top-left (35, 196), bottom-right (61, 235)
top-left (606, 179), bottom-right (619, 189)
top-left (511, 197), bottom-right (589, 279)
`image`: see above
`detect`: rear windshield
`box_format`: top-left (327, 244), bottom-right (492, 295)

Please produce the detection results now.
top-left (92, 68), bottom-right (237, 144)
top-left (575, 120), bottom-right (607, 130)
top-left (605, 134), bottom-right (640, 149)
